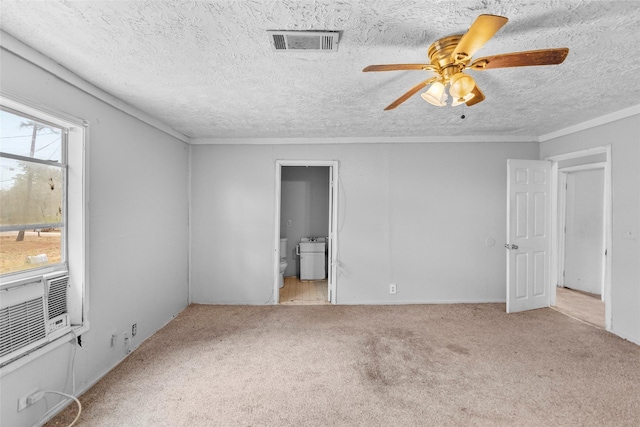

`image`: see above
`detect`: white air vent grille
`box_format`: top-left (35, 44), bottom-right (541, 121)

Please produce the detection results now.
top-left (0, 297), bottom-right (46, 358)
top-left (267, 31), bottom-right (339, 52)
top-left (47, 275), bottom-right (68, 319)
top-left (272, 34), bottom-right (286, 50)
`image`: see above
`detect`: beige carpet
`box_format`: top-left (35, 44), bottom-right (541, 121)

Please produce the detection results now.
top-left (47, 304), bottom-right (640, 426)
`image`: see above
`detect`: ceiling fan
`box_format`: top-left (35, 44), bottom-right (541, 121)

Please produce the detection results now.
top-left (363, 14), bottom-right (569, 110)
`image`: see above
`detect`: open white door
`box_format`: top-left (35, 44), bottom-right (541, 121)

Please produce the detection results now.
top-left (506, 159), bottom-right (552, 313)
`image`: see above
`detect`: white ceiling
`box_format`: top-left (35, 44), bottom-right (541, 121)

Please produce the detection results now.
top-left (1, 0), bottom-right (639, 141)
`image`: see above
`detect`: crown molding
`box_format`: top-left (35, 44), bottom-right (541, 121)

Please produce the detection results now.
top-left (539, 104), bottom-right (640, 142)
top-left (0, 31), bottom-right (191, 144)
top-left (190, 135), bottom-right (538, 145)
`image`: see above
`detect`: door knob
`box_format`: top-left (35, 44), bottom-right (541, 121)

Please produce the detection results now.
top-left (504, 244), bottom-right (519, 250)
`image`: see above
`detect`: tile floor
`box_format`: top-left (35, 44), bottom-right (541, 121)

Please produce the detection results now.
top-left (279, 276), bottom-right (330, 305)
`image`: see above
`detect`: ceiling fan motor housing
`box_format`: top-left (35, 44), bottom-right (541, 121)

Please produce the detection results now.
top-left (428, 35), bottom-right (470, 76)
top-left (427, 34), bottom-right (475, 99)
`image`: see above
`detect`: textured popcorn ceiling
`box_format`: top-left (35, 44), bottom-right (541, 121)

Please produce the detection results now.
top-left (1, 0), bottom-right (639, 141)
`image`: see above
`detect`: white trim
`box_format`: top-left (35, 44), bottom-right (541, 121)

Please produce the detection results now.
top-left (274, 166), bottom-right (283, 304)
top-left (328, 165), bottom-right (339, 303)
top-left (0, 30), bottom-right (190, 144)
top-left (187, 145), bottom-right (192, 305)
top-left (192, 135), bottom-right (537, 145)
top-left (539, 104), bottom-right (640, 142)
top-left (337, 299), bottom-right (505, 305)
top-left (549, 162), bottom-right (559, 306)
top-left (559, 162), bottom-right (607, 173)
top-left (556, 168), bottom-right (567, 289)
top-left (546, 145), bottom-right (609, 162)
top-left (277, 159), bottom-right (340, 167)
top-left (0, 91), bottom-right (85, 128)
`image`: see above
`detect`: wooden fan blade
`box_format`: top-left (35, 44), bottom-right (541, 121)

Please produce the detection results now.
top-left (363, 64), bottom-right (434, 72)
top-left (452, 14), bottom-right (508, 61)
top-left (469, 48), bottom-right (569, 70)
top-left (384, 77), bottom-right (437, 110)
top-left (466, 85), bottom-right (485, 107)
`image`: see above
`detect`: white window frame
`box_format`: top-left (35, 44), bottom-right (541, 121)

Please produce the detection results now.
top-left (0, 93), bottom-right (88, 374)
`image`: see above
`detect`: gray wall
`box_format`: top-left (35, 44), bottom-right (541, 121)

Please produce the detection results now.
top-left (280, 166), bottom-right (330, 277)
top-left (0, 49), bottom-right (190, 426)
top-left (540, 115), bottom-right (640, 344)
top-left (190, 142), bottom-right (539, 305)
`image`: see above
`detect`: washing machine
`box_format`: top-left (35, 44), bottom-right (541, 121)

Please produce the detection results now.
top-left (297, 237), bottom-right (326, 280)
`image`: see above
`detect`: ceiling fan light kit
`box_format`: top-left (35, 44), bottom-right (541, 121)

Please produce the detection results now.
top-left (449, 73), bottom-right (476, 99)
top-left (452, 93), bottom-right (475, 107)
top-left (363, 14), bottom-right (569, 110)
top-left (421, 81), bottom-right (447, 106)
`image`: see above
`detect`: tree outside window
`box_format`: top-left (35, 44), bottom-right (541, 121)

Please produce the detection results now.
top-left (0, 109), bottom-right (65, 275)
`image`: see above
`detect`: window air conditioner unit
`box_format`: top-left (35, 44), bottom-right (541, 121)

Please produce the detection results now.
top-left (0, 271), bottom-right (70, 367)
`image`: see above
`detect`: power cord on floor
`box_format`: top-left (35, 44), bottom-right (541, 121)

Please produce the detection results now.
top-left (70, 329), bottom-right (79, 394)
top-left (34, 390), bottom-right (81, 427)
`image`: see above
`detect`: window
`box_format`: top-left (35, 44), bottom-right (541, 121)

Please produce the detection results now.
top-left (0, 95), bottom-right (86, 370)
top-left (0, 108), bottom-right (66, 275)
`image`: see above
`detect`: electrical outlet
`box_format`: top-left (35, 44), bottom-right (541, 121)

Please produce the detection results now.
top-left (389, 284), bottom-right (397, 294)
top-left (18, 390), bottom-right (42, 412)
top-left (132, 323), bottom-right (137, 337)
top-left (17, 396), bottom-right (28, 412)
top-left (287, 219), bottom-right (292, 226)
top-left (123, 331), bottom-right (131, 354)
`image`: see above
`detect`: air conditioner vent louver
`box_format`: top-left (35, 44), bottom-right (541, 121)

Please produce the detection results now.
top-left (273, 34), bottom-right (286, 50)
top-left (47, 275), bottom-right (68, 319)
top-left (1, 272), bottom-right (71, 367)
top-left (0, 297), bottom-right (46, 358)
top-left (322, 35), bottom-right (333, 50)
top-left (267, 30), bottom-right (339, 52)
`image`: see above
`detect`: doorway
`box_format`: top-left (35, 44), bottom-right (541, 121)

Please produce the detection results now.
top-left (549, 147), bottom-right (611, 329)
top-left (274, 160), bottom-right (338, 305)
top-left (505, 148), bottom-right (611, 329)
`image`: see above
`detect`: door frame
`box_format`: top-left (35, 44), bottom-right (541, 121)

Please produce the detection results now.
top-left (274, 160), bottom-right (339, 304)
top-left (546, 145), bottom-right (611, 329)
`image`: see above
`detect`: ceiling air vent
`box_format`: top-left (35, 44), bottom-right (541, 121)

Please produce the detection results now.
top-left (267, 31), bottom-right (339, 52)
